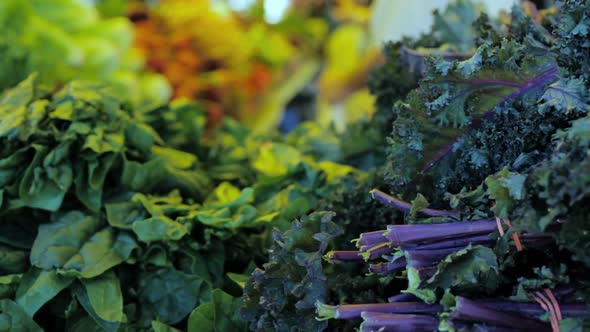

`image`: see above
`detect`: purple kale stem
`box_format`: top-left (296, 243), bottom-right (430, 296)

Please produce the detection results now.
top-left (399, 232), bottom-right (554, 251)
top-left (324, 250), bottom-right (363, 262)
top-left (478, 300), bottom-right (590, 319)
top-left (421, 144), bottom-right (454, 173)
top-left (385, 219), bottom-right (497, 246)
top-left (451, 322), bottom-right (522, 332)
top-left (316, 302), bottom-right (442, 320)
top-left (401, 234), bottom-right (495, 250)
top-left (370, 189), bottom-right (460, 219)
top-left (498, 66), bottom-right (559, 105)
top-left (445, 77), bottom-right (524, 88)
top-left (519, 233), bottom-right (557, 247)
top-left (417, 266), bottom-right (437, 281)
top-left (452, 297), bottom-right (551, 330)
top-left (357, 230), bottom-right (388, 247)
top-left (400, 46), bottom-right (472, 60)
top-left (360, 312), bottom-right (439, 332)
top-left (405, 247), bottom-right (465, 268)
top-left (360, 242), bottom-right (394, 261)
top-left (388, 293), bottom-right (420, 303)
top-left (369, 257), bottom-right (407, 275)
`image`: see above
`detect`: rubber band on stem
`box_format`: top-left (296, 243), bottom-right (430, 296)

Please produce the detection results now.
top-left (495, 217), bottom-right (505, 236)
top-left (504, 219), bottom-right (524, 252)
top-left (531, 291), bottom-right (560, 332)
top-left (495, 216), bottom-right (523, 252)
top-left (544, 288), bottom-right (563, 321)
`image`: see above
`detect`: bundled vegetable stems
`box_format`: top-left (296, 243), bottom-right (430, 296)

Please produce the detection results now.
top-left (244, 0), bottom-right (590, 331)
top-left (321, 190), bottom-right (588, 331)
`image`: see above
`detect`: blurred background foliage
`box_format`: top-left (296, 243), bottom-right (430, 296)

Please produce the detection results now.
top-left (0, 0), bottom-right (554, 133)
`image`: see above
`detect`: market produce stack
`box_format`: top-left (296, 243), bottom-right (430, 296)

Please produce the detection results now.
top-left (1, 0), bottom-right (589, 331)
top-left (243, 1), bottom-right (590, 331)
top-left (0, 60), bottom-right (391, 331)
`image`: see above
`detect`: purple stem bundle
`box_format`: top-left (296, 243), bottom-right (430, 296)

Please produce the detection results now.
top-left (357, 230), bottom-right (388, 247)
top-left (369, 258), bottom-right (407, 275)
top-left (360, 312), bottom-right (439, 332)
top-left (315, 301), bottom-right (442, 320)
top-left (324, 250), bottom-right (363, 262)
top-left (479, 300), bottom-right (590, 319)
top-left (385, 219), bottom-right (497, 246)
top-left (451, 297), bottom-right (551, 330)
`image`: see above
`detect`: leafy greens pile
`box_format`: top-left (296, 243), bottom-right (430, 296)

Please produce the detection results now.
top-left (0, 66), bottom-right (393, 331)
top-left (243, 1), bottom-right (590, 331)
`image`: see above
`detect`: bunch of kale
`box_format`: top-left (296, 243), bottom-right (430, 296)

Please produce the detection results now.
top-left (242, 0), bottom-right (590, 331)
top-left (241, 1), bottom-right (489, 330)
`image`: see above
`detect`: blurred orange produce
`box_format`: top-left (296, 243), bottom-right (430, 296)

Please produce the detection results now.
top-left (131, 0), bottom-right (281, 125)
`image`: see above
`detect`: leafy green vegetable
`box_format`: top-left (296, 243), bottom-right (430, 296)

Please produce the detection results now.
top-left (0, 56), bottom-right (384, 330)
top-left (187, 289), bottom-right (246, 332)
top-left (138, 268), bottom-right (211, 326)
top-left (241, 212), bottom-right (341, 331)
top-left (249, 1), bottom-right (590, 331)
top-left (0, 299), bottom-right (43, 332)
top-left (80, 270), bottom-right (125, 324)
top-left (15, 269), bottom-right (74, 316)
top-left (418, 245), bottom-right (500, 296)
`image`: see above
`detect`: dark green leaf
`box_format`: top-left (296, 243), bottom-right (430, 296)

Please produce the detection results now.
top-left (74, 153), bottom-right (117, 212)
top-left (0, 244), bottom-right (27, 274)
top-left (72, 282), bottom-right (121, 332)
top-left (105, 201), bottom-right (148, 230)
top-left (187, 289), bottom-right (247, 332)
top-left (80, 270), bottom-right (125, 323)
top-left (420, 245), bottom-right (499, 294)
top-left (19, 145), bottom-right (66, 211)
top-left (0, 299), bottom-right (43, 332)
top-left (15, 268), bottom-right (74, 317)
top-left (132, 216), bottom-right (188, 242)
top-left (152, 320), bottom-right (182, 332)
top-left (30, 211), bottom-right (137, 278)
top-left (138, 268), bottom-right (211, 326)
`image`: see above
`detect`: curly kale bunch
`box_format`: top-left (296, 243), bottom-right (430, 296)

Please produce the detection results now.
top-left (241, 212), bottom-right (341, 332)
top-left (553, 0), bottom-right (590, 82)
top-left (384, 2), bottom-right (588, 204)
top-left (242, 1), bottom-right (590, 331)
top-left (240, 1), bottom-right (496, 331)
top-left (313, 1), bottom-right (590, 331)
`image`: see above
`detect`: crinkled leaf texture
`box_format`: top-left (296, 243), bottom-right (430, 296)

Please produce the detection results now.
top-left (485, 168), bottom-right (526, 218)
top-left (513, 115), bottom-right (590, 266)
top-left (426, 245), bottom-right (499, 291)
top-left (418, 39), bottom-right (559, 172)
top-left (406, 245), bottom-right (500, 303)
top-left (241, 212), bottom-right (342, 332)
top-left (431, 0), bottom-right (484, 53)
top-left (385, 33), bottom-right (590, 199)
